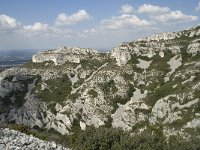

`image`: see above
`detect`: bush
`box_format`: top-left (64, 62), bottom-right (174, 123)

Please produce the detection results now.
top-left (64, 125), bottom-right (200, 150)
top-left (126, 83), bottom-right (136, 98)
top-left (37, 74), bottom-right (72, 103)
top-left (80, 59), bottom-right (103, 70)
top-left (4, 75), bottom-right (14, 82)
top-left (66, 126), bottom-right (125, 150)
top-left (22, 61), bottom-right (55, 69)
top-left (88, 89), bottom-right (98, 98)
top-left (146, 82), bottom-right (173, 107)
top-left (110, 84), bottom-right (135, 113)
top-left (7, 124), bottom-right (200, 150)
top-left (101, 80), bottom-right (118, 94)
top-left (127, 54), bottom-right (139, 64)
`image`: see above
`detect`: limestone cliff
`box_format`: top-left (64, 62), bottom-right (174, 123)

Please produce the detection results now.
top-left (32, 46), bottom-right (98, 65)
top-left (111, 25), bottom-right (200, 66)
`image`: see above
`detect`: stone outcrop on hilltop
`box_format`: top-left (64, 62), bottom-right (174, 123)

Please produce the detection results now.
top-left (111, 26), bottom-right (200, 66)
top-left (111, 43), bottom-right (132, 66)
top-left (32, 46), bottom-right (98, 65)
top-left (0, 25), bottom-right (200, 147)
top-left (138, 32), bottom-right (179, 42)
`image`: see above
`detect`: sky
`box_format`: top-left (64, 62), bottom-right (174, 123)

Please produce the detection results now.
top-left (0, 0), bottom-right (200, 51)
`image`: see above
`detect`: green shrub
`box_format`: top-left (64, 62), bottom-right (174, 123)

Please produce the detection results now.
top-left (149, 53), bottom-right (171, 74)
top-left (88, 89), bottom-right (98, 98)
top-left (123, 72), bottom-right (134, 81)
top-left (4, 75), bottom-right (14, 82)
top-left (37, 74), bottom-right (72, 103)
top-left (126, 83), bottom-right (135, 98)
top-left (110, 84), bottom-right (135, 113)
top-left (101, 80), bottom-right (118, 94)
top-left (22, 61), bottom-right (55, 69)
top-left (7, 124), bottom-right (200, 150)
top-left (80, 59), bottom-right (103, 70)
top-left (127, 54), bottom-right (139, 64)
top-left (146, 82), bottom-right (173, 107)
top-left (110, 96), bottom-right (128, 113)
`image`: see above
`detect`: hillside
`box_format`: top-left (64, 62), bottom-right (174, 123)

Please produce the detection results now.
top-left (0, 25), bottom-right (200, 149)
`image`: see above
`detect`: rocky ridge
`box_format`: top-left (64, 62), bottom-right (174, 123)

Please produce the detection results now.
top-left (0, 25), bottom-right (200, 145)
top-left (111, 25), bottom-right (200, 66)
top-left (32, 46), bottom-right (98, 65)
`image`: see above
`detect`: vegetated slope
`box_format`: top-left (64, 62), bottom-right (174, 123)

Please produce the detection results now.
top-left (0, 26), bottom-right (200, 149)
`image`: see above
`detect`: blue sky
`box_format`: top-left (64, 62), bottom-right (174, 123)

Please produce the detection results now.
top-left (0, 0), bottom-right (200, 51)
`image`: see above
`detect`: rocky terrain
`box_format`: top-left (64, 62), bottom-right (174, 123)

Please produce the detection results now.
top-left (0, 128), bottom-right (69, 149)
top-left (32, 47), bottom-right (98, 65)
top-left (0, 25), bottom-right (200, 149)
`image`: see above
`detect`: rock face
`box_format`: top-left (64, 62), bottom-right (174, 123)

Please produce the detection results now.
top-left (187, 39), bottom-right (200, 55)
top-left (0, 128), bottom-right (69, 150)
top-left (0, 25), bottom-right (200, 143)
top-left (111, 43), bottom-right (131, 66)
top-left (138, 32), bottom-right (179, 42)
top-left (32, 46), bottom-right (98, 65)
top-left (111, 26), bottom-right (200, 66)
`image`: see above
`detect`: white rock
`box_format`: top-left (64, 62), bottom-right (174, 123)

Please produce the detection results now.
top-left (80, 121), bottom-right (86, 130)
top-left (32, 46), bottom-right (98, 65)
top-left (0, 128), bottom-right (70, 150)
top-left (185, 118), bottom-right (200, 128)
top-left (137, 59), bottom-right (152, 70)
top-left (111, 43), bottom-right (131, 66)
top-left (159, 51), bottom-right (165, 57)
top-left (187, 42), bottom-right (200, 56)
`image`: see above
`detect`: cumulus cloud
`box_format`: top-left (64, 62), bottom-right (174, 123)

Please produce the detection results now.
top-left (0, 5), bottom-right (199, 50)
top-left (0, 14), bottom-right (19, 29)
top-left (55, 10), bottom-right (92, 26)
top-left (120, 4), bottom-right (134, 14)
top-left (23, 22), bottom-right (49, 32)
top-left (101, 14), bottom-right (152, 30)
top-left (153, 10), bottom-right (198, 23)
top-left (138, 4), bottom-right (198, 23)
top-left (196, 1), bottom-right (200, 11)
top-left (138, 4), bottom-right (170, 14)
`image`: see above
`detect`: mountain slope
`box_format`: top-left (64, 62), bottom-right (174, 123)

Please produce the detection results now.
top-left (0, 25), bottom-right (200, 148)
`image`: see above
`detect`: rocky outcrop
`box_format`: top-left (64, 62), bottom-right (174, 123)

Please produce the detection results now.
top-left (32, 46), bottom-right (98, 65)
top-left (0, 128), bottom-right (69, 150)
top-left (111, 43), bottom-right (131, 66)
top-left (187, 39), bottom-right (200, 56)
top-left (111, 26), bottom-right (200, 66)
top-left (138, 32), bottom-right (179, 42)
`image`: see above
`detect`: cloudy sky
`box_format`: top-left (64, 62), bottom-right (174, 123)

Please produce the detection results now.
top-left (0, 0), bottom-right (200, 51)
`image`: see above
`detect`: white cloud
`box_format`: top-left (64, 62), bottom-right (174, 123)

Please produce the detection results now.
top-left (101, 14), bottom-right (152, 30)
top-left (138, 4), bottom-right (170, 14)
top-left (153, 10), bottom-right (198, 23)
top-left (0, 5), bottom-right (199, 50)
top-left (196, 1), bottom-right (200, 11)
top-left (55, 10), bottom-right (92, 26)
top-left (23, 22), bottom-right (49, 32)
top-left (84, 28), bottom-right (96, 34)
top-left (120, 4), bottom-right (134, 14)
top-left (138, 4), bottom-right (198, 24)
top-left (0, 14), bottom-right (19, 29)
